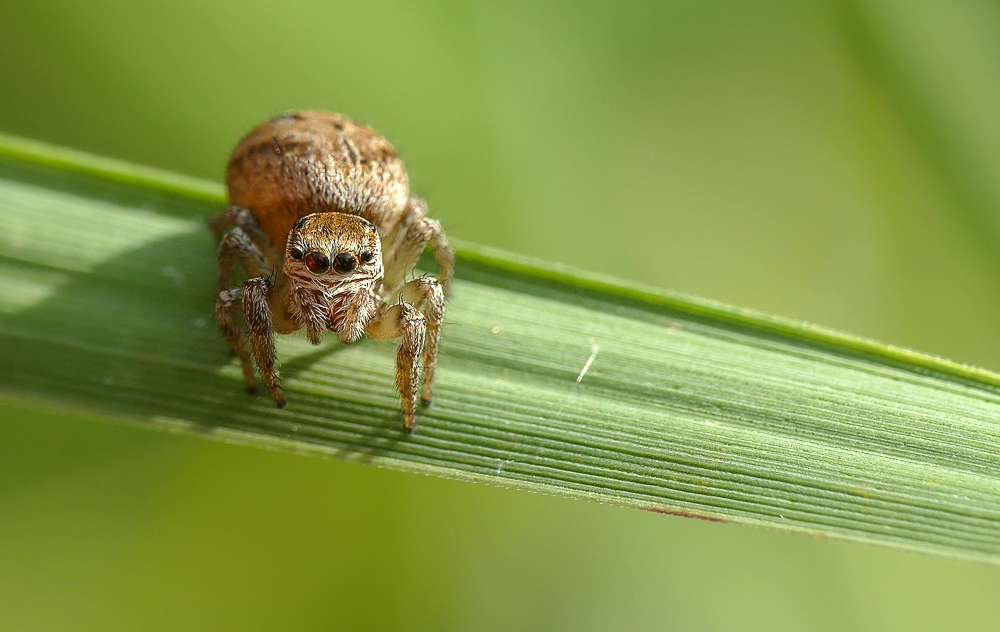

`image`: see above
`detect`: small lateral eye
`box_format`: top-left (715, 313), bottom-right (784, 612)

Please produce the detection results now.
top-left (358, 251), bottom-right (374, 263)
top-left (304, 251), bottom-right (330, 273)
top-left (333, 252), bottom-right (357, 274)
top-left (289, 246), bottom-right (304, 260)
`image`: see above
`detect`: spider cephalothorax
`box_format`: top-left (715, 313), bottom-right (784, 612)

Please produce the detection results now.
top-left (284, 213), bottom-right (383, 345)
top-left (211, 111), bottom-right (453, 432)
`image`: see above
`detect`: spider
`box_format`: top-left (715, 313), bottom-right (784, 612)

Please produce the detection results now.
top-left (211, 111), bottom-right (454, 432)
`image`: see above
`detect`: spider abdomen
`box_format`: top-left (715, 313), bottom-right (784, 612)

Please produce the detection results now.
top-left (227, 111), bottom-right (410, 251)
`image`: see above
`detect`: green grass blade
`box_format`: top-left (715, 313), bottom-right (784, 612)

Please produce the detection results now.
top-left (2, 134), bottom-right (1000, 563)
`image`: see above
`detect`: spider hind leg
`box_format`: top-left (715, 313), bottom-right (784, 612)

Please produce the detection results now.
top-left (381, 197), bottom-right (455, 297)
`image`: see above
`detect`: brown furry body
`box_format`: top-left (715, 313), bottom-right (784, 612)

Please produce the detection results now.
top-left (212, 111), bottom-right (454, 432)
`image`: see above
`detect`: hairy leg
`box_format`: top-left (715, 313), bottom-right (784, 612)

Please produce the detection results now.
top-left (367, 302), bottom-right (427, 432)
top-left (242, 277), bottom-right (286, 408)
top-left (381, 197), bottom-right (455, 297)
top-left (216, 287), bottom-right (257, 393)
top-left (216, 226), bottom-right (270, 294)
top-left (390, 276), bottom-right (444, 405)
top-left (209, 205), bottom-right (283, 267)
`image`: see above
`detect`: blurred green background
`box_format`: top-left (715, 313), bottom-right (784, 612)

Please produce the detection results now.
top-left (3, 0), bottom-right (1000, 629)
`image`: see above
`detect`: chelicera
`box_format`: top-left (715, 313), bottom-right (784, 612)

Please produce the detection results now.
top-left (211, 111), bottom-right (454, 432)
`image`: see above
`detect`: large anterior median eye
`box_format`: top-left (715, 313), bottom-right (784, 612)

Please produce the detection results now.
top-left (333, 252), bottom-right (357, 274)
top-left (304, 251), bottom-right (330, 273)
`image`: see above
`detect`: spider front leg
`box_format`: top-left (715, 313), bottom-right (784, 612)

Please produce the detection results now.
top-left (366, 301), bottom-right (427, 432)
top-left (389, 276), bottom-right (444, 405)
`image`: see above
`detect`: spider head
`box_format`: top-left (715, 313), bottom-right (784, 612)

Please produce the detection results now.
top-left (284, 212), bottom-right (383, 283)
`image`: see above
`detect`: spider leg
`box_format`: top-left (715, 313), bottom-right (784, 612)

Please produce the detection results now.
top-left (209, 205), bottom-right (283, 268)
top-left (216, 226), bottom-right (271, 295)
top-left (367, 301), bottom-right (426, 432)
top-left (388, 276), bottom-right (444, 406)
top-left (382, 197), bottom-right (455, 297)
top-left (216, 226), bottom-right (274, 392)
top-left (241, 277), bottom-right (286, 408)
top-left (216, 287), bottom-right (257, 394)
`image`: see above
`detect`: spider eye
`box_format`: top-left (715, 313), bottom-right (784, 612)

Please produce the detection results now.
top-left (358, 251), bottom-right (374, 263)
top-left (333, 252), bottom-right (357, 274)
top-left (289, 246), bottom-right (304, 260)
top-left (304, 251), bottom-right (330, 273)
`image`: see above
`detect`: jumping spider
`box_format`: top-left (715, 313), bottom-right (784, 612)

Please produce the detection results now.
top-left (211, 111), bottom-right (454, 432)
